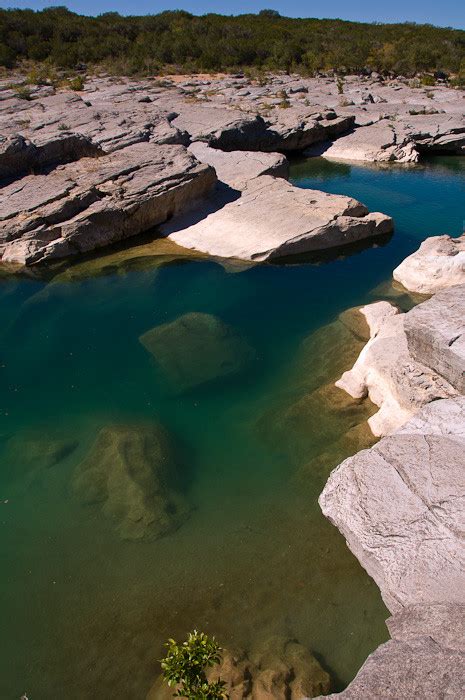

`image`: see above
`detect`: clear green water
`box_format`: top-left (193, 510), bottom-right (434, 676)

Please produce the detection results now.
top-left (0, 156), bottom-right (464, 699)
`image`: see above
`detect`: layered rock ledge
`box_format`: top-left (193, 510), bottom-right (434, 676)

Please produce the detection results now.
top-left (0, 142), bottom-right (216, 264)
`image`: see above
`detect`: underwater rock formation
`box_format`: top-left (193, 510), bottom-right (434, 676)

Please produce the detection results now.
top-left (149, 635), bottom-right (330, 699)
top-left (139, 312), bottom-right (255, 392)
top-left (72, 423), bottom-right (189, 540)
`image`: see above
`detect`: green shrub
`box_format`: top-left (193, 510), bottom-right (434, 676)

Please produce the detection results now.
top-left (420, 73), bottom-right (435, 86)
top-left (15, 86), bottom-right (32, 100)
top-left (68, 75), bottom-right (85, 91)
top-left (161, 631), bottom-right (228, 700)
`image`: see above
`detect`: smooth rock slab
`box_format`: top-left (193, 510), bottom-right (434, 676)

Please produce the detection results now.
top-left (163, 174), bottom-right (392, 262)
top-left (404, 284), bottom-right (465, 393)
top-left (320, 636), bottom-right (465, 699)
top-left (188, 141), bottom-right (289, 188)
top-left (139, 312), bottom-right (255, 391)
top-left (0, 142), bottom-right (216, 265)
top-left (319, 396), bottom-right (465, 614)
top-left (393, 234), bottom-right (465, 294)
top-left (73, 423), bottom-right (189, 540)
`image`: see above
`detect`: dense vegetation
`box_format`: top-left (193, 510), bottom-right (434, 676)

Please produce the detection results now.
top-left (1, 7), bottom-right (464, 79)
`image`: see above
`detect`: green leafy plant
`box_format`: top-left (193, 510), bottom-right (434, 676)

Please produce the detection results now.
top-left (161, 630), bottom-right (228, 699)
top-left (336, 76), bottom-right (344, 94)
top-left (68, 75), bottom-right (85, 91)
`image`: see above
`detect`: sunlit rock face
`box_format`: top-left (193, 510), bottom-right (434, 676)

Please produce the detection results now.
top-left (139, 312), bottom-right (256, 392)
top-left (393, 234), bottom-right (465, 295)
top-left (73, 423), bottom-right (190, 540)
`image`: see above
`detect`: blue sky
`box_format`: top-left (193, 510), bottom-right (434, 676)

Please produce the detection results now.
top-left (1, 0), bottom-right (464, 29)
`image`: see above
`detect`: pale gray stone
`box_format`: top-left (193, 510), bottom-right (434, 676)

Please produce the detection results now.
top-left (393, 234), bottom-right (465, 294)
top-left (404, 285), bottom-right (465, 393)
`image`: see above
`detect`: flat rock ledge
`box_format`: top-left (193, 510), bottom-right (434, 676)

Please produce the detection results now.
top-left (162, 143), bottom-right (392, 261)
top-left (393, 233), bottom-right (465, 294)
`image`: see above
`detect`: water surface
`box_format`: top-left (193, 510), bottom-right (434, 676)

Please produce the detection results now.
top-left (0, 155), bottom-right (463, 698)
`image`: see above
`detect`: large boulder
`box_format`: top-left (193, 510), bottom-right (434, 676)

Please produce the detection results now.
top-left (404, 284), bottom-right (465, 393)
top-left (139, 312), bottom-right (255, 392)
top-left (0, 143), bottom-right (216, 265)
top-left (72, 423), bottom-right (189, 540)
top-left (393, 234), bottom-right (465, 294)
top-left (319, 396), bottom-right (465, 614)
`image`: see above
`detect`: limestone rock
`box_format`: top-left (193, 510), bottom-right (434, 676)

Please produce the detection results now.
top-left (139, 312), bottom-right (255, 392)
top-left (393, 234), bottom-right (465, 294)
top-left (320, 604), bottom-right (465, 699)
top-left (404, 284), bottom-right (465, 393)
top-left (188, 141), bottom-right (289, 188)
top-left (72, 424), bottom-right (189, 540)
top-left (320, 636), bottom-right (465, 699)
top-left (0, 143), bottom-right (216, 265)
top-left (163, 174), bottom-right (392, 262)
top-left (319, 396), bottom-right (465, 614)
top-left (336, 300), bottom-right (458, 436)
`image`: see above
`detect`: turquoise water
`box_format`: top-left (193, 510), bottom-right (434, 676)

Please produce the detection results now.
top-left (0, 156), bottom-right (464, 698)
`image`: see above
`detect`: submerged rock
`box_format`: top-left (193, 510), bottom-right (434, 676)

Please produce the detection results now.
top-left (139, 312), bottom-right (255, 392)
top-left (149, 636), bottom-right (330, 699)
top-left (3, 429), bottom-right (78, 483)
top-left (257, 308), bottom-right (376, 471)
top-left (393, 233), bottom-right (465, 294)
top-left (72, 424), bottom-right (189, 540)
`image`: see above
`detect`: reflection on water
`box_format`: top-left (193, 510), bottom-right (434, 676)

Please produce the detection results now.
top-left (1, 156), bottom-right (464, 699)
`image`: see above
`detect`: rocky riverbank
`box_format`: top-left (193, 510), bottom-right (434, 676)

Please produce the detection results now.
top-left (317, 236), bottom-right (465, 697)
top-left (2, 71), bottom-right (463, 266)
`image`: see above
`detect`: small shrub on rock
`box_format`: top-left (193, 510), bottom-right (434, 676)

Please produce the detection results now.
top-left (161, 630), bottom-right (228, 699)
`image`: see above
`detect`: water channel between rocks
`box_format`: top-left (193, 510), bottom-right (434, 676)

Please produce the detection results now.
top-left (0, 155), bottom-right (464, 698)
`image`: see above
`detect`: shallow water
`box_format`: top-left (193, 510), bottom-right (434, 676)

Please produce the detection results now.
top-left (0, 156), bottom-right (464, 699)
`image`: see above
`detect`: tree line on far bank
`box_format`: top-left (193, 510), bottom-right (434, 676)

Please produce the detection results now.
top-left (1, 7), bottom-right (464, 82)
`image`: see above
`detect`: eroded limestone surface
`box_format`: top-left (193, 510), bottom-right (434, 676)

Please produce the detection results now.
top-left (73, 423), bottom-right (190, 540)
top-left (0, 143), bottom-right (216, 265)
top-left (336, 297), bottom-right (459, 436)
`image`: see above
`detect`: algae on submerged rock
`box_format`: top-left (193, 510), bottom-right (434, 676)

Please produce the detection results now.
top-left (72, 423), bottom-right (190, 540)
top-left (139, 311), bottom-right (256, 392)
